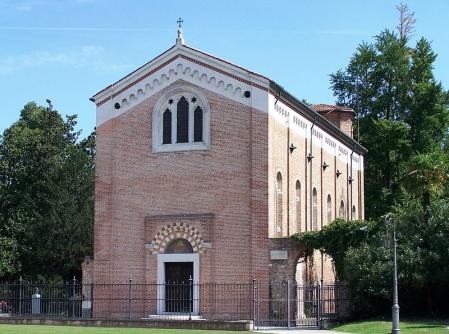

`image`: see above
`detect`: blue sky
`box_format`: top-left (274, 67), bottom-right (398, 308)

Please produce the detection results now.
top-left (1, 0), bottom-right (448, 138)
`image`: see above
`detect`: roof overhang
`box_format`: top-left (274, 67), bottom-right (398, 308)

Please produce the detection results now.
top-left (269, 81), bottom-right (367, 155)
top-left (90, 41), bottom-right (367, 155)
top-left (90, 43), bottom-right (271, 106)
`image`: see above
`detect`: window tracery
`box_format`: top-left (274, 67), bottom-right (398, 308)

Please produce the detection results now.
top-left (153, 86), bottom-right (209, 152)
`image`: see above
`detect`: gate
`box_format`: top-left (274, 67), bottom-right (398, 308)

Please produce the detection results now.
top-left (253, 281), bottom-right (345, 330)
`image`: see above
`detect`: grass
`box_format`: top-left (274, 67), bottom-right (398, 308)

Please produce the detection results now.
top-left (0, 325), bottom-right (252, 334)
top-left (331, 319), bottom-right (449, 334)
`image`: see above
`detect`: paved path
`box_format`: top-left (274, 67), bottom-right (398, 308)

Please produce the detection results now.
top-left (256, 330), bottom-right (343, 334)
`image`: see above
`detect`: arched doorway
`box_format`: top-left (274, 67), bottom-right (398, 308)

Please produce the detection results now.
top-left (157, 238), bottom-right (199, 314)
top-left (294, 255), bottom-right (318, 325)
top-left (295, 259), bottom-right (307, 319)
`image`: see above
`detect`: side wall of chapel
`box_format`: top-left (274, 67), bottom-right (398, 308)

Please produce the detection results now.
top-left (268, 94), bottom-right (364, 284)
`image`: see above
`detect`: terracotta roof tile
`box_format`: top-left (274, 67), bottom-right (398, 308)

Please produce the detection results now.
top-left (311, 104), bottom-right (355, 114)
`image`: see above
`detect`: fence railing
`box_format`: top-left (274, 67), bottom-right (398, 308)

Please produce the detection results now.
top-left (0, 280), bottom-right (350, 328)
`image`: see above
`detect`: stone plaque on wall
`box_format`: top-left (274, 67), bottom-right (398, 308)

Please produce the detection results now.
top-left (270, 250), bottom-right (288, 260)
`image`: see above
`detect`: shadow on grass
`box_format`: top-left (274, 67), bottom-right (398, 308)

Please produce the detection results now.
top-left (405, 324), bottom-right (445, 329)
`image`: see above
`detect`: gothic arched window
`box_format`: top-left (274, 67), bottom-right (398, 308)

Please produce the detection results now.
top-left (275, 172), bottom-right (283, 237)
top-left (312, 188), bottom-right (318, 231)
top-left (327, 194), bottom-right (332, 225)
top-left (152, 86), bottom-right (210, 153)
top-left (162, 108), bottom-right (172, 144)
top-left (295, 180), bottom-right (301, 233)
top-left (194, 106), bottom-right (203, 142)
top-left (176, 96), bottom-right (189, 143)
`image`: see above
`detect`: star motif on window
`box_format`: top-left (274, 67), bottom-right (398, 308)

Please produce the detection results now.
top-left (191, 97), bottom-right (197, 103)
top-left (168, 99), bottom-right (173, 105)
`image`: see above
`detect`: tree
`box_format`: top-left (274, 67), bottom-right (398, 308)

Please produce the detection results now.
top-left (330, 30), bottom-right (449, 219)
top-left (0, 102), bottom-right (95, 280)
top-left (296, 3), bottom-right (449, 317)
top-left (0, 236), bottom-right (19, 277)
top-left (396, 3), bottom-right (416, 40)
top-left (294, 199), bottom-right (449, 316)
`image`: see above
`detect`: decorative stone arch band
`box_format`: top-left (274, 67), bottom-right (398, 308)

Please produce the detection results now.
top-left (150, 221), bottom-right (205, 255)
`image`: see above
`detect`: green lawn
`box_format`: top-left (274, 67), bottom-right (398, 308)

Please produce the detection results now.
top-left (331, 320), bottom-right (449, 334)
top-left (0, 325), bottom-right (252, 334)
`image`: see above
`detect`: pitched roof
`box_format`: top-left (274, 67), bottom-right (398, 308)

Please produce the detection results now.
top-left (91, 41), bottom-right (367, 154)
top-left (311, 104), bottom-right (355, 114)
top-left (90, 43), bottom-right (270, 103)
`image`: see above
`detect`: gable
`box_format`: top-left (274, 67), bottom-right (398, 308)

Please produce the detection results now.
top-left (91, 39), bottom-right (366, 155)
top-left (92, 44), bottom-right (271, 127)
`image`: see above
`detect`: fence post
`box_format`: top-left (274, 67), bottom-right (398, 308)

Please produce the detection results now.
top-left (72, 277), bottom-right (76, 318)
top-left (257, 280), bottom-right (261, 329)
top-left (335, 281), bottom-right (340, 320)
top-left (128, 278), bottom-right (132, 319)
top-left (252, 278), bottom-right (256, 330)
top-left (320, 282), bottom-right (324, 329)
top-left (287, 280), bottom-right (291, 329)
top-left (19, 276), bottom-right (23, 316)
top-left (316, 283), bottom-right (321, 329)
top-left (188, 275), bottom-right (192, 320)
top-left (90, 282), bottom-right (94, 318)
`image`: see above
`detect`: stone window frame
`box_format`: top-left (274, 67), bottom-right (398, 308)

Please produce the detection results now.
top-left (152, 84), bottom-right (210, 153)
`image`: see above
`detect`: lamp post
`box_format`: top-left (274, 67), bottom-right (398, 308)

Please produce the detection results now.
top-left (385, 213), bottom-right (400, 334)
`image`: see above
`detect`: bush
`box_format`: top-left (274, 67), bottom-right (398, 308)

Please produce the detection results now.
top-left (292, 198), bottom-right (449, 317)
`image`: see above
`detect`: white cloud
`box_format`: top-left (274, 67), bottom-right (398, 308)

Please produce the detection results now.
top-left (0, 0), bottom-right (45, 11)
top-left (0, 46), bottom-right (131, 74)
top-left (0, 26), bottom-right (166, 32)
top-left (1, 0), bottom-right (93, 12)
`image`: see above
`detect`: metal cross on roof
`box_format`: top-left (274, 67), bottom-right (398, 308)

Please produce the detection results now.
top-left (177, 17), bottom-right (183, 29)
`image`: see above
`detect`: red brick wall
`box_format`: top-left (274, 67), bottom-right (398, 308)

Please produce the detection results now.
top-left (319, 112), bottom-right (353, 138)
top-left (93, 81), bottom-right (269, 284)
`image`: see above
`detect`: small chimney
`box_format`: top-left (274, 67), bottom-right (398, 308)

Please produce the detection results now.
top-left (311, 104), bottom-right (355, 138)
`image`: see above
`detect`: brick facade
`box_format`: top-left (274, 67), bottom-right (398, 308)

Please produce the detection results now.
top-left (93, 82), bottom-right (269, 285)
top-left (90, 41), bottom-right (365, 311)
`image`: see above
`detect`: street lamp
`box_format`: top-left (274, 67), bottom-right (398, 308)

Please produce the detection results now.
top-left (385, 213), bottom-right (400, 334)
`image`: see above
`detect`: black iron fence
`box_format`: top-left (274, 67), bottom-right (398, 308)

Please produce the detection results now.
top-left (0, 279), bottom-right (349, 329)
top-left (253, 281), bottom-right (351, 329)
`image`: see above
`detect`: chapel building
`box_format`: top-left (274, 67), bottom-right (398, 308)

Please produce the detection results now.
top-left (89, 26), bottom-right (366, 300)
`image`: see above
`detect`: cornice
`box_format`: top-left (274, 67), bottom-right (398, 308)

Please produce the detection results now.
top-left (91, 43), bottom-right (270, 106)
top-left (269, 81), bottom-right (367, 155)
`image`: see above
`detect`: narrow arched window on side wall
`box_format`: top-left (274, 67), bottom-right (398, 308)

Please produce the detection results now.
top-left (327, 194), bottom-right (332, 225)
top-left (275, 172), bottom-right (283, 237)
top-left (352, 205), bottom-right (356, 220)
top-left (162, 108), bottom-right (172, 144)
top-left (312, 188), bottom-right (318, 231)
top-left (295, 180), bottom-right (301, 233)
top-left (194, 106), bottom-right (203, 142)
top-left (176, 96), bottom-right (189, 143)
top-left (339, 200), bottom-right (345, 219)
